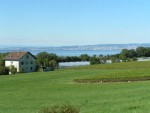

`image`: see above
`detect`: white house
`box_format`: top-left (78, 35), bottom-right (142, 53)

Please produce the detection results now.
top-left (4, 52), bottom-right (36, 73)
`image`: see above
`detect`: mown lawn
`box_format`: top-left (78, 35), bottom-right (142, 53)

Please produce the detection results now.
top-left (1, 61), bottom-right (150, 113)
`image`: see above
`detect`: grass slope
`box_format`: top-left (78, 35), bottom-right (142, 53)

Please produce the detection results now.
top-left (0, 61), bottom-right (150, 113)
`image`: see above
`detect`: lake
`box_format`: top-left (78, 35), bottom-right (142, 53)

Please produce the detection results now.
top-left (0, 50), bottom-right (121, 56)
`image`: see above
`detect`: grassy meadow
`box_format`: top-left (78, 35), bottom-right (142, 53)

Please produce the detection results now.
top-left (1, 61), bottom-right (150, 113)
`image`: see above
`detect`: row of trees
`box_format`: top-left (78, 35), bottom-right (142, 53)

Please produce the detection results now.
top-left (90, 46), bottom-right (150, 64)
top-left (36, 52), bottom-right (91, 70)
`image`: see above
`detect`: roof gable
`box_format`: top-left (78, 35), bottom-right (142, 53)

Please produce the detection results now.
top-left (4, 52), bottom-right (36, 61)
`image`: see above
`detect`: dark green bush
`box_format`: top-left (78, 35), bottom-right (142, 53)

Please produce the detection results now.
top-left (38, 103), bottom-right (79, 113)
top-left (0, 66), bottom-right (9, 75)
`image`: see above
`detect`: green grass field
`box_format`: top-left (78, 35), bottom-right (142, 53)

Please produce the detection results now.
top-left (1, 61), bottom-right (150, 113)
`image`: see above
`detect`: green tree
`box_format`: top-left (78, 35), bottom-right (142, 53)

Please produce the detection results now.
top-left (136, 47), bottom-right (147, 57)
top-left (49, 60), bottom-right (59, 71)
top-left (80, 54), bottom-right (90, 61)
top-left (36, 52), bottom-right (57, 67)
top-left (90, 55), bottom-right (100, 65)
top-left (0, 60), bottom-right (5, 66)
top-left (128, 49), bottom-right (137, 58)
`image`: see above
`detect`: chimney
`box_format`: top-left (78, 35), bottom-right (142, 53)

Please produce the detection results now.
top-left (9, 54), bottom-right (12, 58)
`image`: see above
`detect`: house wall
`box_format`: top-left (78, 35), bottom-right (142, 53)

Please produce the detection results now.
top-left (19, 53), bottom-right (36, 72)
top-left (5, 61), bottom-right (20, 72)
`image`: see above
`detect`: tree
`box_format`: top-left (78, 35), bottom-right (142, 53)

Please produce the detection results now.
top-left (80, 54), bottom-right (90, 61)
top-left (127, 49), bottom-right (137, 58)
top-left (36, 52), bottom-right (58, 67)
top-left (49, 60), bottom-right (59, 71)
top-left (136, 47), bottom-right (147, 57)
top-left (0, 60), bottom-right (5, 66)
top-left (90, 55), bottom-right (100, 65)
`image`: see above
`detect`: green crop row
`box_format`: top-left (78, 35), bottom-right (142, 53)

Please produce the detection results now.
top-left (71, 61), bottom-right (150, 70)
top-left (73, 61), bottom-right (150, 83)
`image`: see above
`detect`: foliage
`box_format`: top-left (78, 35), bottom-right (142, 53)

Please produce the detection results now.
top-left (49, 60), bottom-right (59, 71)
top-left (38, 103), bottom-right (79, 113)
top-left (0, 53), bottom-right (9, 66)
top-left (57, 56), bottom-right (81, 62)
top-left (90, 55), bottom-right (100, 65)
top-left (0, 66), bottom-right (9, 75)
top-left (9, 65), bottom-right (17, 74)
top-left (35, 46), bottom-right (150, 66)
top-left (0, 52), bottom-right (8, 59)
top-left (0, 60), bottom-right (5, 66)
top-left (19, 68), bottom-right (24, 73)
top-left (79, 54), bottom-right (90, 61)
top-left (136, 46), bottom-right (148, 57)
top-left (36, 52), bottom-right (58, 70)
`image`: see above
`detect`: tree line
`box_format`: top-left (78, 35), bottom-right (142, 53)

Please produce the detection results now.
top-left (36, 46), bottom-right (150, 67)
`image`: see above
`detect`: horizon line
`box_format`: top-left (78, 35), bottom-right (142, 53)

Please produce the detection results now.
top-left (0, 43), bottom-right (150, 48)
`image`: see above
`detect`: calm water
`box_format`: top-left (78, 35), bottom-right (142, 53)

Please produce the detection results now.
top-left (59, 61), bottom-right (90, 67)
top-left (0, 50), bottom-right (121, 56)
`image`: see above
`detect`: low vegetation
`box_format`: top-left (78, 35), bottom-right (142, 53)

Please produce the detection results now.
top-left (73, 61), bottom-right (150, 83)
top-left (38, 103), bottom-right (79, 113)
top-left (0, 66), bottom-right (9, 75)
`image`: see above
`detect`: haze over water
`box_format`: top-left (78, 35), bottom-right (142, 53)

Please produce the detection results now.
top-left (0, 49), bottom-right (121, 56)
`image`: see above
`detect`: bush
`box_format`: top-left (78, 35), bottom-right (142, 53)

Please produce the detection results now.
top-left (19, 68), bottom-right (24, 73)
top-left (0, 66), bottom-right (9, 75)
top-left (9, 65), bottom-right (17, 74)
top-left (38, 103), bottom-right (79, 113)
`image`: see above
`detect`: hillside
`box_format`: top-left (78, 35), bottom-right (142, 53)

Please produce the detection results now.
top-left (0, 61), bottom-right (150, 113)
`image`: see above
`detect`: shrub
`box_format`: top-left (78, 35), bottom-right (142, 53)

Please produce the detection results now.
top-left (0, 66), bottom-right (9, 75)
top-left (38, 103), bottom-right (79, 113)
top-left (19, 68), bottom-right (24, 73)
top-left (9, 65), bottom-right (17, 74)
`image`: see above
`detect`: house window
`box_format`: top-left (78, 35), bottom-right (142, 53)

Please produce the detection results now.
top-left (26, 55), bottom-right (29, 59)
top-left (31, 61), bottom-right (33, 64)
top-left (30, 67), bottom-right (32, 70)
top-left (21, 61), bottom-right (24, 65)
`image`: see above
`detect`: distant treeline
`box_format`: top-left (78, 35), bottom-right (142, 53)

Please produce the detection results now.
top-left (35, 46), bottom-right (150, 66)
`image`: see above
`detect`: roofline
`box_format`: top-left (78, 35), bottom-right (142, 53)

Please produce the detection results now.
top-left (19, 52), bottom-right (37, 60)
top-left (4, 51), bottom-right (36, 61)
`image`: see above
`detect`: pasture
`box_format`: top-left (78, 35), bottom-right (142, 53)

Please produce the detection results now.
top-left (1, 61), bottom-right (150, 113)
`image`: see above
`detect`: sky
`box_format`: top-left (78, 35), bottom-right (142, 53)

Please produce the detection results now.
top-left (0, 0), bottom-right (150, 46)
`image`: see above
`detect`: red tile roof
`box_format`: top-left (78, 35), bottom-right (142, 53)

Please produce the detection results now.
top-left (4, 52), bottom-right (35, 60)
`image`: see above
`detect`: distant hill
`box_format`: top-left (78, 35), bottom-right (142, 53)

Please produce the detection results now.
top-left (0, 43), bottom-right (150, 51)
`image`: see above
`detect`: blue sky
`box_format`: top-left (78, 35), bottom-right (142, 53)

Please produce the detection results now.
top-left (0, 0), bottom-right (150, 46)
